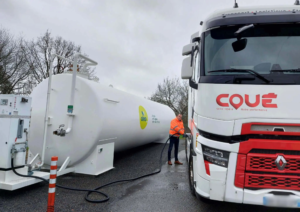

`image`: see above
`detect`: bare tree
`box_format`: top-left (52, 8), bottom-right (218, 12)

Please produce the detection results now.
top-left (0, 28), bottom-right (96, 95)
top-left (0, 29), bottom-right (30, 94)
top-left (22, 30), bottom-right (95, 93)
top-left (149, 77), bottom-right (189, 129)
top-left (0, 65), bottom-right (12, 94)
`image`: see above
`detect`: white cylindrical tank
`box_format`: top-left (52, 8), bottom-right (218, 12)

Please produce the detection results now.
top-left (29, 73), bottom-right (175, 167)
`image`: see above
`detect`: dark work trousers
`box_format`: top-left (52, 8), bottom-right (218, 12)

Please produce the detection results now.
top-left (168, 136), bottom-right (179, 161)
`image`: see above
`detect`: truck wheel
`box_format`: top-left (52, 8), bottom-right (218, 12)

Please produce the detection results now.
top-left (188, 156), bottom-right (196, 196)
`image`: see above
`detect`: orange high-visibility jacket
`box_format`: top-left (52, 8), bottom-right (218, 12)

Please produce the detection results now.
top-left (169, 118), bottom-right (185, 137)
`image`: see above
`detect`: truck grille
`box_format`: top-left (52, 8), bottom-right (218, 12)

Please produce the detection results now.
top-left (245, 173), bottom-right (300, 191)
top-left (235, 122), bottom-right (300, 191)
top-left (247, 153), bottom-right (300, 173)
top-left (244, 152), bottom-right (300, 190)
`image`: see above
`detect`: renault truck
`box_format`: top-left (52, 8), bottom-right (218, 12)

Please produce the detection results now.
top-left (182, 3), bottom-right (300, 208)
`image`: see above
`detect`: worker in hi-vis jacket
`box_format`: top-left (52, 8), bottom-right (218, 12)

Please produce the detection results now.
top-left (168, 114), bottom-right (187, 165)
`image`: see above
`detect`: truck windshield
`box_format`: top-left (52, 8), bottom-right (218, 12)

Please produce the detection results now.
top-left (204, 24), bottom-right (300, 79)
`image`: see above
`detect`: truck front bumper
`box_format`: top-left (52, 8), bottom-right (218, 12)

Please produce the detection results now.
top-left (194, 135), bottom-right (300, 208)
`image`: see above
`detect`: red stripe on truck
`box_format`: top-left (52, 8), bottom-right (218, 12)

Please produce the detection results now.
top-left (204, 160), bottom-right (211, 176)
top-left (239, 139), bottom-right (300, 154)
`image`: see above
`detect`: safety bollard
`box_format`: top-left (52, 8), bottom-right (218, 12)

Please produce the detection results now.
top-left (47, 156), bottom-right (58, 212)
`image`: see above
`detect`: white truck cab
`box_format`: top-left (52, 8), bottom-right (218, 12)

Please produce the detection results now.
top-left (182, 4), bottom-right (300, 208)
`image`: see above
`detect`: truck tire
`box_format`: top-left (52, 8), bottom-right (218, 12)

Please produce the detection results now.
top-left (185, 138), bottom-right (188, 162)
top-left (188, 156), bottom-right (196, 196)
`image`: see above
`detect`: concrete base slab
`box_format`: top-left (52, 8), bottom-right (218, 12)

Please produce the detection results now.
top-left (0, 169), bottom-right (49, 191)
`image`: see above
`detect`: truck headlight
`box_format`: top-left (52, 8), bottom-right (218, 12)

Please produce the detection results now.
top-left (202, 145), bottom-right (230, 168)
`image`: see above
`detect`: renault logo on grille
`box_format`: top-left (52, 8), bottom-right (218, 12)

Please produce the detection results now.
top-left (275, 155), bottom-right (287, 170)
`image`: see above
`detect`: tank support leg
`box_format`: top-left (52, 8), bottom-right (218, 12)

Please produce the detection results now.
top-left (57, 157), bottom-right (75, 176)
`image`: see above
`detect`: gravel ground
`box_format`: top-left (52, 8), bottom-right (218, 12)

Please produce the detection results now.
top-left (0, 141), bottom-right (299, 212)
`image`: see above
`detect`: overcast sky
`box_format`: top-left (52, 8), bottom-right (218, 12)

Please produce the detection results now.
top-left (0, 0), bottom-right (293, 97)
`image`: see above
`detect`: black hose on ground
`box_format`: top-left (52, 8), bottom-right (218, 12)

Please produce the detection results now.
top-left (11, 158), bottom-right (110, 202)
top-left (11, 136), bottom-right (174, 203)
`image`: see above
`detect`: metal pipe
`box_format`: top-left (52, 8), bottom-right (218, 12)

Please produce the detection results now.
top-left (37, 54), bottom-right (55, 168)
top-left (65, 116), bottom-right (73, 134)
top-left (78, 54), bottom-right (98, 65)
top-left (70, 54), bottom-right (78, 107)
top-left (64, 54), bottom-right (78, 134)
top-left (65, 54), bottom-right (97, 134)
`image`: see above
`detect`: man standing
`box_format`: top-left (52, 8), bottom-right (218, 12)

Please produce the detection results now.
top-left (168, 114), bottom-right (185, 165)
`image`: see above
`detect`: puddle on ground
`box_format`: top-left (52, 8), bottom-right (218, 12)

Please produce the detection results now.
top-left (123, 179), bottom-right (152, 196)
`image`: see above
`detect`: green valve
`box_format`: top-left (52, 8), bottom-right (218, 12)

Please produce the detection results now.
top-left (68, 105), bottom-right (74, 113)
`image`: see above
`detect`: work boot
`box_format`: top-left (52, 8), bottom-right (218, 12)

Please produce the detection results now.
top-left (175, 161), bottom-right (183, 165)
top-left (168, 161), bottom-right (172, 165)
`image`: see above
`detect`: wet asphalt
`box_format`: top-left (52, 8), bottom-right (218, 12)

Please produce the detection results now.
top-left (0, 141), bottom-right (298, 212)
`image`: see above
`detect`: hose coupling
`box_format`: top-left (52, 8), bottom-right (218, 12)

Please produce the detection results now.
top-left (53, 124), bottom-right (66, 136)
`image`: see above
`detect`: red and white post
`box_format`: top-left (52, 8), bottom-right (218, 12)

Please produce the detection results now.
top-left (47, 156), bottom-right (58, 212)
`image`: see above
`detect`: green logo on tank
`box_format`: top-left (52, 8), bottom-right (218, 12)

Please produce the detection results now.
top-left (139, 106), bottom-right (148, 129)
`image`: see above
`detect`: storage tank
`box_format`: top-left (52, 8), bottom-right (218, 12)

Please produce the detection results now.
top-left (29, 72), bottom-right (175, 168)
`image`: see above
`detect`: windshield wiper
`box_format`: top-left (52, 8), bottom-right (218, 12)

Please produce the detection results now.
top-left (208, 69), bottom-right (271, 83)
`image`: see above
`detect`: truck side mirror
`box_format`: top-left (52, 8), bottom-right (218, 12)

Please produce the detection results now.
top-left (182, 44), bottom-right (194, 56)
top-left (181, 56), bottom-right (193, 79)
